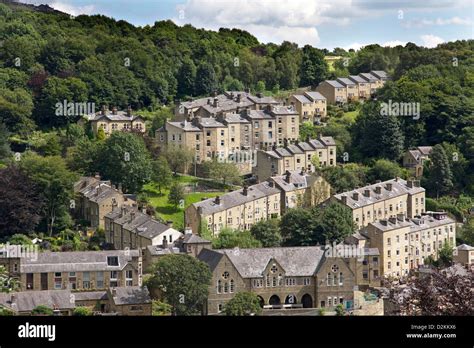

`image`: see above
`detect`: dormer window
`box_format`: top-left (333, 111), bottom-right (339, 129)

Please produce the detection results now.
top-left (107, 256), bottom-right (119, 266)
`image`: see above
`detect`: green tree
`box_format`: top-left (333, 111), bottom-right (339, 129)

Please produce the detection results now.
top-left (9, 234), bottom-right (33, 245)
top-left (31, 305), bottom-right (54, 316)
top-left (255, 80), bottom-right (266, 93)
top-left (300, 45), bottom-right (328, 87)
top-left (423, 144), bottom-right (453, 198)
top-left (212, 228), bottom-right (262, 249)
top-left (280, 209), bottom-right (314, 246)
top-left (195, 62), bottom-right (218, 96)
top-left (152, 300), bottom-right (172, 316)
top-left (73, 306), bottom-right (93, 316)
top-left (312, 201), bottom-right (356, 244)
top-left (202, 159), bottom-right (242, 186)
top-left (250, 219), bottom-right (281, 247)
top-left (335, 304), bottom-right (345, 316)
top-left (147, 255), bottom-right (211, 316)
top-left (0, 122), bottom-right (11, 161)
top-left (437, 240), bottom-right (454, 268)
top-left (223, 292), bottom-right (262, 316)
top-left (0, 265), bottom-right (19, 293)
top-left (177, 58), bottom-right (197, 96)
top-left (162, 145), bottom-right (193, 175)
top-left (20, 153), bottom-right (77, 236)
top-left (367, 159), bottom-right (406, 183)
top-left (168, 181), bottom-right (184, 209)
top-left (152, 157), bottom-right (172, 194)
top-left (97, 132), bottom-right (152, 193)
top-left (321, 164), bottom-right (368, 194)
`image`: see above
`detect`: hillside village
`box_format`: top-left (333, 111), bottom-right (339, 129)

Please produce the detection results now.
top-left (0, 1), bottom-right (473, 319)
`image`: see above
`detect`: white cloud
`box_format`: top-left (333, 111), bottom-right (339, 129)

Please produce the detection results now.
top-left (382, 40), bottom-right (407, 47)
top-left (420, 34), bottom-right (445, 48)
top-left (343, 42), bottom-right (367, 51)
top-left (23, 1), bottom-right (95, 16)
top-left (178, 0), bottom-right (359, 46)
top-left (402, 16), bottom-right (473, 28)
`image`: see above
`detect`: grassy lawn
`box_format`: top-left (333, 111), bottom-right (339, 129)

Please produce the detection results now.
top-left (143, 175), bottom-right (225, 230)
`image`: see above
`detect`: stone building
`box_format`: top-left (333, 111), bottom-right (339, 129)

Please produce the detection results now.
top-left (288, 91), bottom-right (327, 123)
top-left (197, 246), bottom-right (380, 315)
top-left (0, 249), bottom-right (142, 292)
top-left (74, 176), bottom-right (136, 229)
top-left (254, 136), bottom-right (336, 180)
top-left (174, 91), bottom-right (279, 120)
top-left (80, 106), bottom-right (145, 137)
top-left (332, 178), bottom-right (426, 229)
top-left (402, 146), bottom-right (433, 178)
top-left (104, 206), bottom-right (182, 251)
top-left (454, 244), bottom-right (474, 267)
top-left (156, 105), bottom-right (300, 174)
top-left (362, 211), bottom-right (456, 277)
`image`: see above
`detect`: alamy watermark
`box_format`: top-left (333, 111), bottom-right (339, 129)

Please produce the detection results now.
top-left (380, 99), bottom-right (420, 120)
top-left (55, 100), bottom-right (95, 117)
top-left (324, 242), bottom-right (366, 261)
top-left (0, 243), bottom-right (39, 261)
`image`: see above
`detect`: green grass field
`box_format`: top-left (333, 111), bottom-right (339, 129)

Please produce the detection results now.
top-left (143, 175), bottom-right (225, 230)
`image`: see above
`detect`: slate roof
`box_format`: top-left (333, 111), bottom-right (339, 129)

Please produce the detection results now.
top-left (223, 113), bottom-right (250, 124)
top-left (359, 73), bottom-right (378, 82)
top-left (292, 95), bottom-right (312, 104)
top-left (304, 91), bottom-right (326, 101)
top-left (369, 215), bottom-right (454, 233)
top-left (0, 290), bottom-right (75, 312)
top-left (274, 147), bottom-right (293, 157)
top-left (20, 250), bottom-right (140, 273)
top-left (457, 244), bottom-right (474, 251)
top-left (167, 121), bottom-right (201, 132)
top-left (73, 291), bottom-right (108, 301)
top-left (245, 110), bottom-right (273, 120)
top-left (182, 233), bottom-right (211, 244)
top-left (271, 171), bottom-right (308, 192)
top-left (215, 246), bottom-right (326, 278)
top-left (270, 105), bottom-right (298, 116)
top-left (370, 70), bottom-right (389, 80)
top-left (197, 248), bottom-right (224, 271)
top-left (86, 111), bottom-right (143, 122)
top-left (191, 181), bottom-right (280, 215)
top-left (348, 75), bottom-right (367, 84)
top-left (319, 136), bottom-right (336, 146)
top-left (297, 142), bottom-right (314, 151)
top-left (199, 118), bottom-right (226, 128)
top-left (261, 137), bottom-right (336, 159)
top-left (146, 245), bottom-right (181, 256)
top-left (336, 77), bottom-right (356, 86)
top-left (111, 286), bottom-right (151, 305)
top-left (334, 178), bottom-right (425, 209)
top-left (247, 95), bottom-right (279, 104)
top-left (324, 80), bottom-right (344, 88)
top-left (76, 179), bottom-right (122, 204)
top-left (286, 144), bottom-right (303, 154)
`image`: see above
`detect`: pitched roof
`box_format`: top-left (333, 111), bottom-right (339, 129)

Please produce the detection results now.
top-left (111, 286), bottom-right (151, 305)
top-left (20, 250), bottom-right (140, 273)
top-left (319, 136), bottom-right (336, 146)
top-left (215, 246), bottom-right (326, 278)
top-left (270, 105), bottom-right (298, 116)
top-left (370, 70), bottom-right (389, 80)
top-left (182, 233), bottom-right (211, 244)
top-left (358, 73), bottom-right (379, 82)
top-left (456, 244), bottom-right (474, 251)
top-left (334, 178), bottom-right (425, 209)
top-left (199, 118), bottom-right (226, 128)
top-left (197, 248), bottom-right (224, 271)
top-left (73, 291), bottom-right (108, 301)
top-left (292, 95), bottom-right (312, 104)
top-left (271, 171), bottom-right (309, 192)
top-left (286, 144), bottom-right (303, 154)
top-left (336, 77), bottom-right (356, 86)
top-left (191, 181), bottom-right (280, 215)
top-left (324, 80), bottom-right (344, 88)
top-left (348, 75), bottom-right (366, 84)
top-left (223, 113), bottom-right (250, 124)
top-left (304, 91), bottom-right (326, 101)
top-left (0, 290), bottom-right (75, 312)
top-left (167, 121), bottom-right (201, 132)
top-left (86, 110), bottom-right (142, 122)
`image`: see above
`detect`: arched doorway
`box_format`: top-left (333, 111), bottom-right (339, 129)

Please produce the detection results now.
top-left (269, 295), bottom-right (281, 306)
top-left (301, 294), bottom-right (313, 308)
top-left (284, 294), bottom-right (297, 305)
top-left (257, 295), bottom-right (265, 308)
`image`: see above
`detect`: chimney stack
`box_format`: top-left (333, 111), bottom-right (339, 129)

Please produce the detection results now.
top-left (162, 235), bottom-right (168, 248)
top-left (266, 104), bottom-right (272, 113)
top-left (386, 183), bottom-right (393, 191)
top-left (130, 211), bottom-right (136, 222)
top-left (375, 186), bottom-right (382, 194)
top-left (407, 180), bottom-right (414, 188)
top-left (112, 288), bottom-right (117, 296)
top-left (364, 189), bottom-right (370, 197)
top-left (127, 105), bottom-right (132, 117)
top-left (101, 105), bottom-right (107, 115)
top-left (388, 217), bottom-right (397, 224)
top-left (112, 107), bottom-right (118, 115)
top-left (285, 170), bottom-right (291, 184)
top-left (341, 195), bottom-right (347, 204)
top-left (352, 192), bottom-right (359, 201)
top-left (243, 186), bottom-right (248, 196)
top-left (214, 196), bottom-right (221, 205)
top-left (237, 94), bottom-right (242, 103)
top-left (213, 98), bottom-right (219, 108)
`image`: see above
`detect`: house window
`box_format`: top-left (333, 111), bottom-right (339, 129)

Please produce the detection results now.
top-left (222, 272), bottom-right (229, 280)
top-left (130, 306), bottom-right (143, 311)
top-left (96, 271), bottom-right (104, 288)
top-left (327, 273), bottom-right (332, 286)
top-left (339, 272), bottom-right (343, 286)
top-left (83, 272), bottom-right (90, 289)
top-left (218, 304), bottom-right (223, 313)
top-left (107, 256), bottom-right (119, 266)
top-left (217, 280), bottom-right (222, 294)
top-left (224, 282), bottom-right (229, 293)
top-left (126, 270), bottom-right (133, 286)
top-left (230, 279), bottom-right (235, 293)
top-left (303, 278), bottom-right (311, 285)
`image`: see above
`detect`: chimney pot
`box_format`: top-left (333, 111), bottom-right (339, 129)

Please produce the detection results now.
top-left (243, 186), bottom-right (248, 196)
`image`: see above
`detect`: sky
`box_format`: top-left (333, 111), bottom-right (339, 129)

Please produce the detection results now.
top-left (23, 0), bottom-right (473, 50)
